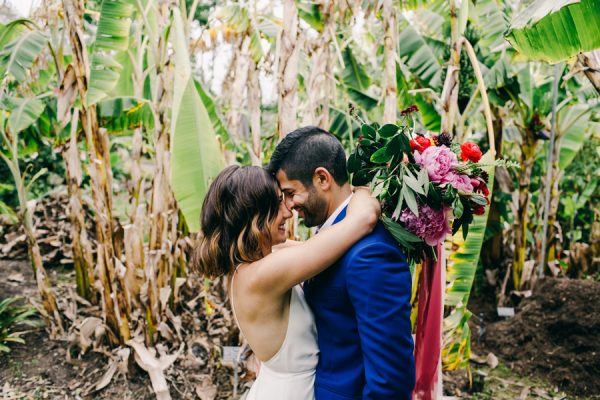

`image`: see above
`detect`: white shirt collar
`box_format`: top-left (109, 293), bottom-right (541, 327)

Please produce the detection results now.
top-left (318, 194), bottom-right (353, 232)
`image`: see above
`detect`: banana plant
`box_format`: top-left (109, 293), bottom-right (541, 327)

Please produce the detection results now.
top-left (86, 0), bottom-right (135, 106)
top-left (443, 151), bottom-right (496, 372)
top-left (171, 8), bottom-right (225, 233)
top-left (506, 0), bottom-right (600, 65)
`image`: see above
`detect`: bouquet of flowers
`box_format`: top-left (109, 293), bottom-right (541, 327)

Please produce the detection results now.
top-left (348, 106), bottom-right (512, 264)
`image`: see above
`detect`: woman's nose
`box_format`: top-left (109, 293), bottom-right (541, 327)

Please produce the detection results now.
top-left (284, 197), bottom-right (295, 211)
top-left (283, 203), bottom-right (293, 218)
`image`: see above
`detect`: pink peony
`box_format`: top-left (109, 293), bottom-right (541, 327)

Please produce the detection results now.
top-left (414, 146), bottom-right (458, 183)
top-left (400, 205), bottom-right (451, 246)
top-left (444, 172), bottom-right (474, 193)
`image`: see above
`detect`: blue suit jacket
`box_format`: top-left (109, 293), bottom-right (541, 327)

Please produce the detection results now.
top-left (304, 207), bottom-right (415, 400)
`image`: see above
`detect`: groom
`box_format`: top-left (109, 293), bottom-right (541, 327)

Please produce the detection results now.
top-left (267, 126), bottom-right (415, 399)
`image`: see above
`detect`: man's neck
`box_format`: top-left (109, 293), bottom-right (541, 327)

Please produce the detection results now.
top-left (326, 184), bottom-right (352, 219)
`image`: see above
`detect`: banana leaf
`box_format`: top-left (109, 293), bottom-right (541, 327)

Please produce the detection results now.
top-left (557, 104), bottom-right (600, 169)
top-left (4, 97), bottom-right (45, 134)
top-left (442, 151), bottom-right (495, 371)
top-left (397, 23), bottom-right (444, 91)
top-left (171, 9), bottom-right (225, 233)
top-left (506, 0), bottom-right (600, 63)
top-left (0, 29), bottom-right (47, 82)
top-left (86, 0), bottom-right (134, 106)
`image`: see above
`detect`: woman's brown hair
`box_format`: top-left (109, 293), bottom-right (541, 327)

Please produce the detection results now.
top-left (193, 165), bottom-right (281, 277)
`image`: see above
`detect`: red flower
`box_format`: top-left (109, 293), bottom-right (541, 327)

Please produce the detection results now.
top-left (400, 105), bottom-right (419, 116)
top-left (473, 204), bottom-right (486, 215)
top-left (471, 178), bottom-right (490, 197)
top-left (460, 142), bottom-right (482, 163)
top-left (410, 136), bottom-right (432, 152)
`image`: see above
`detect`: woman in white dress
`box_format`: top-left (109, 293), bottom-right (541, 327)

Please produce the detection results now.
top-left (194, 166), bottom-right (379, 399)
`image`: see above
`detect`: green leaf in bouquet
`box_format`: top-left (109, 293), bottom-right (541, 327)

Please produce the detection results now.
top-left (372, 179), bottom-right (388, 198)
top-left (462, 219), bottom-right (470, 240)
top-left (361, 124), bottom-right (377, 140)
top-left (370, 147), bottom-right (393, 164)
top-left (443, 185), bottom-right (457, 204)
top-left (418, 168), bottom-right (429, 195)
top-left (402, 184), bottom-right (419, 217)
top-left (428, 183), bottom-right (442, 208)
top-left (403, 170), bottom-right (425, 195)
top-left (359, 138), bottom-right (374, 146)
top-left (470, 193), bottom-right (488, 206)
top-left (347, 153), bottom-right (361, 174)
top-left (385, 134), bottom-right (402, 158)
top-left (392, 188), bottom-right (404, 219)
top-left (398, 133), bottom-right (412, 154)
top-left (352, 169), bottom-right (373, 186)
top-left (378, 123), bottom-right (399, 138)
top-left (381, 216), bottom-right (423, 250)
top-left (453, 198), bottom-right (464, 220)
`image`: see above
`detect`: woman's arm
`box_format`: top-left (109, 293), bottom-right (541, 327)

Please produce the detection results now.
top-left (245, 189), bottom-right (380, 296)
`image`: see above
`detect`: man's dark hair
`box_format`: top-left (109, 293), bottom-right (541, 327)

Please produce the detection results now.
top-left (266, 126), bottom-right (348, 187)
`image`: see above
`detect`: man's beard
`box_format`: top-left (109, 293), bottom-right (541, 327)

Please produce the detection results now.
top-left (298, 187), bottom-right (329, 227)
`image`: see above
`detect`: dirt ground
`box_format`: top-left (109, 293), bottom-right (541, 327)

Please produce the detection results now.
top-left (479, 277), bottom-right (600, 398)
top-left (0, 259), bottom-right (250, 400)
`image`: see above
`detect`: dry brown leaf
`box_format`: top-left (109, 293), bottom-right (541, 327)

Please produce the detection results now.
top-left (127, 338), bottom-right (184, 400)
top-left (195, 375), bottom-right (217, 400)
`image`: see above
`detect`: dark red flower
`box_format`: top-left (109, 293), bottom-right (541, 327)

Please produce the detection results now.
top-left (400, 105), bottom-right (419, 116)
top-left (473, 204), bottom-right (486, 215)
top-left (410, 135), bottom-right (432, 152)
top-left (460, 142), bottom-right (482, 163)
top-left (434, 132), bottom-right (452, 147)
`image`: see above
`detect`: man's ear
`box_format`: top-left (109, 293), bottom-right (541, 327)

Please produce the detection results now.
top-left (313, 167), bottom-right (333, 191)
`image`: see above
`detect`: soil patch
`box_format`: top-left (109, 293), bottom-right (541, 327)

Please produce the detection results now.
top-left (0, 259), bottom-right (250, 399)
top-left (481, 277), bottom-right (600, 397)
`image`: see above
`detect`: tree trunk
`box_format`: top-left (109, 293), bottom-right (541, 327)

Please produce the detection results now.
top-left (440, 0), bottom-right (461, 135)
top-left (248, 59), bottom-right (262, 166)
top-left (1, 127), bottom-right (64, 337)
top-left (512, 130), bottom-right (538, 290)
top-left (226, 35), bottom-right (251, 143)
top-left (382, 0), bottom-right (397, 124)
top-left (277, 0), bottom-right (300, 137)
top-left (302, 1), bottom-right (334, 129)
top-left (63, 110), bottom-right (95, 301)
top-left (63, 0), bottom-right (130, 344)
top-left (577, 50), bottom-right (600, 94)
top-left (129, 18), bottom-right (146, 221)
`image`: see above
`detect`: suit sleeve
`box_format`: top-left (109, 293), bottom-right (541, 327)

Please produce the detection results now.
top-left (345, 242), bottom-right (415, 400)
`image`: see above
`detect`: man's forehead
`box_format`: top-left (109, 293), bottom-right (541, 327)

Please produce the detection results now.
top-left (275, 170), bottom-right (304, 190)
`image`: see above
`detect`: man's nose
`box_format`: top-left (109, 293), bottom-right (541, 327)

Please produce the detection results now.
top-left (283, 204), bottom-right (293, 218)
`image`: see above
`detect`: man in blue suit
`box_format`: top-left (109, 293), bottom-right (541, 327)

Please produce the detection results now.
top-left (267, 126), bottom-right (415, 400)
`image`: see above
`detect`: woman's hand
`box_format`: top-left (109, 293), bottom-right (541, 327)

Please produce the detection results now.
top-left (346, 187), bottom-right (380, 233)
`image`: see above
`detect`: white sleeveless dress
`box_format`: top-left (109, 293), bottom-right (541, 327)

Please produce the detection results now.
top-left (231, 280), bottom-right (319, 400)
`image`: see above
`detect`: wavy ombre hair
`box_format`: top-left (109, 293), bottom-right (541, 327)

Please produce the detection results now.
top-left (193, 165), bottom-right (281, 277)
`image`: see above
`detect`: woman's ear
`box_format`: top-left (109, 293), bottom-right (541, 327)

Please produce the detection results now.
top-left (313, 167), bottom-right (333, 191)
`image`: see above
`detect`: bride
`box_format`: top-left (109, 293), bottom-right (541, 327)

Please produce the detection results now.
top-left (193, 165), bottom-right (379, 399)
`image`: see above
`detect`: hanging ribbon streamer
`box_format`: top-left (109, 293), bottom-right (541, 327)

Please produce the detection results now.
top-left (413, 243), bottom-right (444, 400)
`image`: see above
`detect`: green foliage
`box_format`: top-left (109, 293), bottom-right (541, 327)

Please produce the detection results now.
top-left (86, 0), bottom-right (134, 106)
top-left (397, 22), bottom-right (444, 91)
top-left (340, 47), bottom-right (378, 110)
top-left (171, 9), bottom-right (225, 233)
top-left (558, 138), bottom-right (600, 245)
top-left (4, 97), bottom-right (45, 134)
top-left (0, 28), bottom-right (48, 82)
top-left (0, 297), bottom-right (43, 353)
top-left (506, 0), bottom-right (600, 63)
